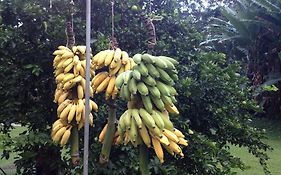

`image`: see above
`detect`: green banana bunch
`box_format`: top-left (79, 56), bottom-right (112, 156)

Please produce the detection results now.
top-left (116, 53), bottom-right (180, 114)
top-left (114, 53), bottom-right (189, 163)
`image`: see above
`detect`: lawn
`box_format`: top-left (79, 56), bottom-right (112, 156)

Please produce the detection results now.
top-left (1, 119), bottom-right (281, 174)
top-left (230, 118), bottom-right (281, 175)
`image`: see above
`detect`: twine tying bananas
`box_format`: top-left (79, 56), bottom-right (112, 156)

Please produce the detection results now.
top-left (51, 45), bottom-right (98, 147)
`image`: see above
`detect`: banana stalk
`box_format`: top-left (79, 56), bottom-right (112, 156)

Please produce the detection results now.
top-left (139, 144), bottom-right (150, 175)
top-left (71, 126), bottom-right (79, 165)
top-left (99, 103), bottom-right (116, 164)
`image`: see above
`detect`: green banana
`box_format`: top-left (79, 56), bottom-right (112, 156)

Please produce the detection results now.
top-left (159, 57), bottom-right (175, 70)
top-left (170, 95), bottom-right (177, 103)
top-left (130, 118), bottom-right (138, 143)
top-left (141, 53), bottom-right (155, 64)
top-left (141, 95), bottom-right (153, 114)
top-left (148, 86), bottom-right (161, 98)
top-left (139, 108), bottom-right (156, 129)
top-left (121, 84), bottom-right (130, 100)
top-left (137, 82), bottom-right (149, 96)
top-left (157, 67), bottom-right (174, 85)
top-left (133, 54), bottom-right (142, 64)
top-left (136, 62), bottom-right (148, 76)
top-left (128, 77), bottom-right (138, 95)
top-left (154, 57), bottom-right (168, 69)
top-left (115, 72), bottom-right (125, 89)
top-left (131, 109), bottom-right (142, 129)
top-left (156, 81), bottom-right (171, 96)
top-left (161, 95), bottom-right (173, 106)
top-left (124, 109), bottom-right (132, 130)
top-left (167, 85), bottom-right (178, 96)
top-left (146, 63), bottom-right (160, 78)
top-left (155, 111), bottom-right (174, 131)
top-left (158, 56), bottom-right (179, 65)
top-left (151, 97), bottom-right (165, 111)
top-left (143, 75), bottom-right (156, 86)
top-left (151, 111), bottom-right (165, 130)
top-left (124, 70), bottom-right (133, 85)
top-left (132, 69), bottom-right (141, 81)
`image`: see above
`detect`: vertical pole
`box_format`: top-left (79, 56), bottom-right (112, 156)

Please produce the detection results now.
top-left (83, 0), bottom-right (91, 174)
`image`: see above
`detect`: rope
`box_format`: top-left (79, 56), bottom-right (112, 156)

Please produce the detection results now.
top-left (66, 0), bottom-right (75, 47)
top-left (110, 0), bottom-right (118, 49)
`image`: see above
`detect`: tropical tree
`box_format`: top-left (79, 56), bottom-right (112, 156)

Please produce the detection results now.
top-left (203, 0), bottom-right (281, 118)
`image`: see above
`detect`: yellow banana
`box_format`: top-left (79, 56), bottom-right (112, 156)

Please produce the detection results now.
top-left (99, 124), bottom-right (108, 142)
top-left (60, 126), bottom-right (72, 146)
top-left (109, 59), bottom-right (122, 76)
top-left (139, 124), bottom-right (151, 148)
top-left (77, 84), bottom-right (84, 99)
top-left (59, 103), bottom-right (73, 120)
top-left (64, 62), bottom-right (74, 73)
top-left (53, 126), bottom-right (67, 142)
top-left (106, 76), bottom-right (116, 95)
top-left (124, 60), bottom-right (131, 71)
top-left (165, 104), bottom-right (179, 115)
top-left (104, 50), bottom-right (115, 66)
top-left (76, 99), bottom-right (84, 114)
top-left (97, 50), bottom-right (110, 66)
top-left (113, 48), bottom-right (122, 62)
top-left (96, 76), bottom-right (111, 93)
top-left (57, 99), bottom-right (71, 114)
top-left (67, 103), bottom-right (76, 123)
top-left (57, 91), bottom-right (69, 104)
top-left (173, 128), bottom-right (185, 138)
top-left (92, 72), bottom-right (109, 88)
top-left (158, 134), bottom-right (170, 146)
top-left (90, 100), bottom-right (98, 112)
top-left (178, 137), bottom-right (188, 146)
top-left (152, 136), bottom-right (164, 163)
top-left (163, 129), bottom-right (179, 143)
top-left (61, 51), bottom-right (74, 59)
top-left (58, 46), bottom-right (71, 52)
top-left (121, 51), bottom-right (129, 64)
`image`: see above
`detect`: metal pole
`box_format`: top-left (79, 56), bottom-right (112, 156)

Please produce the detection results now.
top-left (83, 0), bottom-right (91, 173)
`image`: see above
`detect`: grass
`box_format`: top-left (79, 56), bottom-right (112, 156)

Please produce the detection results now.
top-left (230, 118), bottom-right (281, 175)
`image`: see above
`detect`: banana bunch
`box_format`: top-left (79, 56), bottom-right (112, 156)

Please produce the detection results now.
top-left (51, 45), bottom-right (98, 146)
top-left (114, 100), bottom-right (187, 163)
top-left (91, 48), bottom-right (135, 100)
top-left (102, 53), bottom-right (188, 163)
top-left (116, 53), bottom-right (179, 114)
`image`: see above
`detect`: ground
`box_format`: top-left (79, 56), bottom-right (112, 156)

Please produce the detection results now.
top-left (1, 118), bottom-right (281, 174)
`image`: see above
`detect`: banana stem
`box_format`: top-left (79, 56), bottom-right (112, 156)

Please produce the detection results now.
top-left (71, 126), bottom-right (79, 166)
top-left (99, 104), bottom-right (116, 164)
top-left (139, 144), bottom-right (150, 175)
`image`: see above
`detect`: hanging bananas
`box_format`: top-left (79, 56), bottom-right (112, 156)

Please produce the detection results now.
top-left (91, 48), bottom-right (135, 100)
top-left (117, 53), bottom-right (180, 114)
top-left (98, 53), bottom-right (188, 163)
top-left (51, 45), bottom-right (98, 147)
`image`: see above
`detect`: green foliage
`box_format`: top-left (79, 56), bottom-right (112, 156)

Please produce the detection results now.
top-left (204, 0), bottom-right (281, 118)
top-left (174, 52), bottom-right (271, 174)
top-left (0, 0), bottom-right (271, 175)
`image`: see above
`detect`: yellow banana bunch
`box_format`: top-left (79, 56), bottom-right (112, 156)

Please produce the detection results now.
top-left (51, 45), bottom-right (98, 146)
top-left (91, 48), bottom-right (135, 100)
